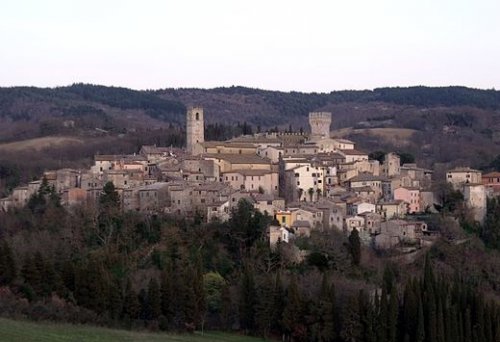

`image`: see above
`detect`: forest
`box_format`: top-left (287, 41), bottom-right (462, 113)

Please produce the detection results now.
top-left (0, 179), bottom-right (499, 342)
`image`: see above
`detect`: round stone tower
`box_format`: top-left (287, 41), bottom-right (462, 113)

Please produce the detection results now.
top-left (186, 106), bottom-right (204, 155)
top-left (309, 112), bottom-right (332, 138)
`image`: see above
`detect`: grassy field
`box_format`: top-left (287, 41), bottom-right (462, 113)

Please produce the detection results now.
top-left (0, 318), bottom-right (265, 342)
top-left (0, 136), bottom-right (84, 152)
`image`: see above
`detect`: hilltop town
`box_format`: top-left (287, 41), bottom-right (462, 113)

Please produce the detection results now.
top-left (3, 106), bottom-right (498, 255)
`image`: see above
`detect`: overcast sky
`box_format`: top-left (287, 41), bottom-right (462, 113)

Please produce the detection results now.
top-left (1, 0), bottom-right (499, 92)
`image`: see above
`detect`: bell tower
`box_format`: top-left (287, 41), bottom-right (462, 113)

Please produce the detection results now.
top-left (186, 106), bottom-right (204, 155)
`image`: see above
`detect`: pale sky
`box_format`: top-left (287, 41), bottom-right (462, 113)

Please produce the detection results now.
top-left (1, 0), bottom-right (499, 92)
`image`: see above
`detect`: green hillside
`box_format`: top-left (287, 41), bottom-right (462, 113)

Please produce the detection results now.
top-left (0, 318), bottom-right (263, 342)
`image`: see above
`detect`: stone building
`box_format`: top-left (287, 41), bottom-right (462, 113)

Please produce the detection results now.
top-left (446, 167), bottom-right (482, 190)
top-left (309, 112), bottom-right (332, 138)
top-left (482, 171), bottom-right (500, 194)
top-left (186, 106), bottom-right (204, 155)
top-left (463, 183), bottom-right (487, 224)
top-left (394, 187), bottom-right (421, 213)
top-left (382, 152), bottom-right (401, 178)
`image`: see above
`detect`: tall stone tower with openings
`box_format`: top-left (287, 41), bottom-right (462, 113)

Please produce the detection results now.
top-left (186, 106), bottom-right (204, 155)
top-left (309, 112), bottom-right (332, 138)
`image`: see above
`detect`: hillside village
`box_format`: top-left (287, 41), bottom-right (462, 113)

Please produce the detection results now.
top-left (2, 107), bottom-right (498, 253)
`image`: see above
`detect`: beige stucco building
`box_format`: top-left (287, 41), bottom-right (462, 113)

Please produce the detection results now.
top-left (446, 167), bottom-right (482, 190)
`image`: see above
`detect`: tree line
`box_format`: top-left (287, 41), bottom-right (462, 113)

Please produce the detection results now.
top-left (0, 181), bottom-right (499, 340)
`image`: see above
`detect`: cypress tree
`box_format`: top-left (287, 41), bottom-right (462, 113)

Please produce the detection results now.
top-left (341, 294), bottom-right (362, 342)
top-left (436, 297), bottom-right (445, 342)
top-left (282, 275), bottom-right (303, 341)
top-left (359, 289), bottom-right (375, 342)
top-left (182, 267), bottom-right (197, 329)
top-left (271, 271), bottom-right (285, 336)
top-left (239, 263), bottom-right (257, 333)
top-left (255, 275), bottom-right (274, 338)
top-left (220, 282), bottom-right (232, 331)
top-left (464, 308), bottom-right (472, 342)
top-left (148, 278), bottom-right (161, 320)
top-left (377, 286), bottom-right (388, 342)
top-left (416, 297), bottom-right (425, 342)
top-left (348, 227), bottom-right (361, 266)
top-left (0, 241), bottom-right (16, 285)
top-left (192, 255), bottom-right (206, 329)
top-left (402, 281), bottom-right (418, 341)
top-left (160, 266), bottom-right (174, 325)
top-left (424, 262), bottom-right (437, 342)
top-left (41, 259), bottom-right (57, 297)
top-left (22, 254), bottom-right (41, 297)
top-left (139, 288), bottom-right (150, 320)
top-left (483, 303), bottom-right (492, 342)
top-left (60, 260), bottom-right (75, 293)
top-left (108, 278), bottom-right (123, 320)
top-left (388, 286), bottom-right (399, 342)
top-left (317, 274), bottom-right (335, 342)
top-left (123, 279), bottom-right (140, 320)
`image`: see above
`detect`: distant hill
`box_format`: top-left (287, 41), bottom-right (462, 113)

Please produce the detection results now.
top-left (1, 83), bottom-right (500, 182)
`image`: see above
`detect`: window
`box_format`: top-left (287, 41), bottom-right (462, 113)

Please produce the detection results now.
top-left (282, 216), bottom-right (286, 223)
top-left (195, 112), bottom-right (199, 120)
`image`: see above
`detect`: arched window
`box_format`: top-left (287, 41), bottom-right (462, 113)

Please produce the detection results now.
top-left (195, 112), bottom-right (199, 120)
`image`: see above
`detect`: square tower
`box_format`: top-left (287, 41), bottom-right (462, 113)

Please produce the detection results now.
top-left (309, 112), bottom-right (332, 138)
top-left (186, 106), bottom-right (204, 155)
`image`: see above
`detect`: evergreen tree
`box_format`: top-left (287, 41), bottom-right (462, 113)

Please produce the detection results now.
top-left (282, 275), bottom-right (305, 341)
top-left (436, 297), bottom-right (445, 342)
top-left (123, 279), bottom-right (140, 320)
top-left (348, 228), bottom-right (361, 266)
top-left (271, 271), bottom-right (285, 336)
top-left (139, 288), bottom-right (151, 320)
top-left (220, 282), bottom-right (232, 331)
top-left (388, 286), bottom-right (399, 342)
top-left (316, 274), bottom-right (336, 342)
top-left (192, 255), bottom-right (206, 329)
top-left (239, 263), bottom-right (257, 333)
top-left (464, 308), bottom-right (472, 342)
top-left (359, 289), bottom-right (376, 342)
top-left (402, 281), bottom-right (418, 341)
top-left (160, 266), bottom-right (174, 326)
top-left (341, 294), bottom-right (362, 342)
top-left (148, 278), bottom-right (161, 320)
top-left (255, 275), bottom-right (274, 338)
top-left (377, 287), bottom-right (388, 342)
top-left (0, 241), bottom-right (16, 285)
top-left (108, 278), bottom-right (123, 320)
top-left (416, 297), bottom-right (425, 342)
